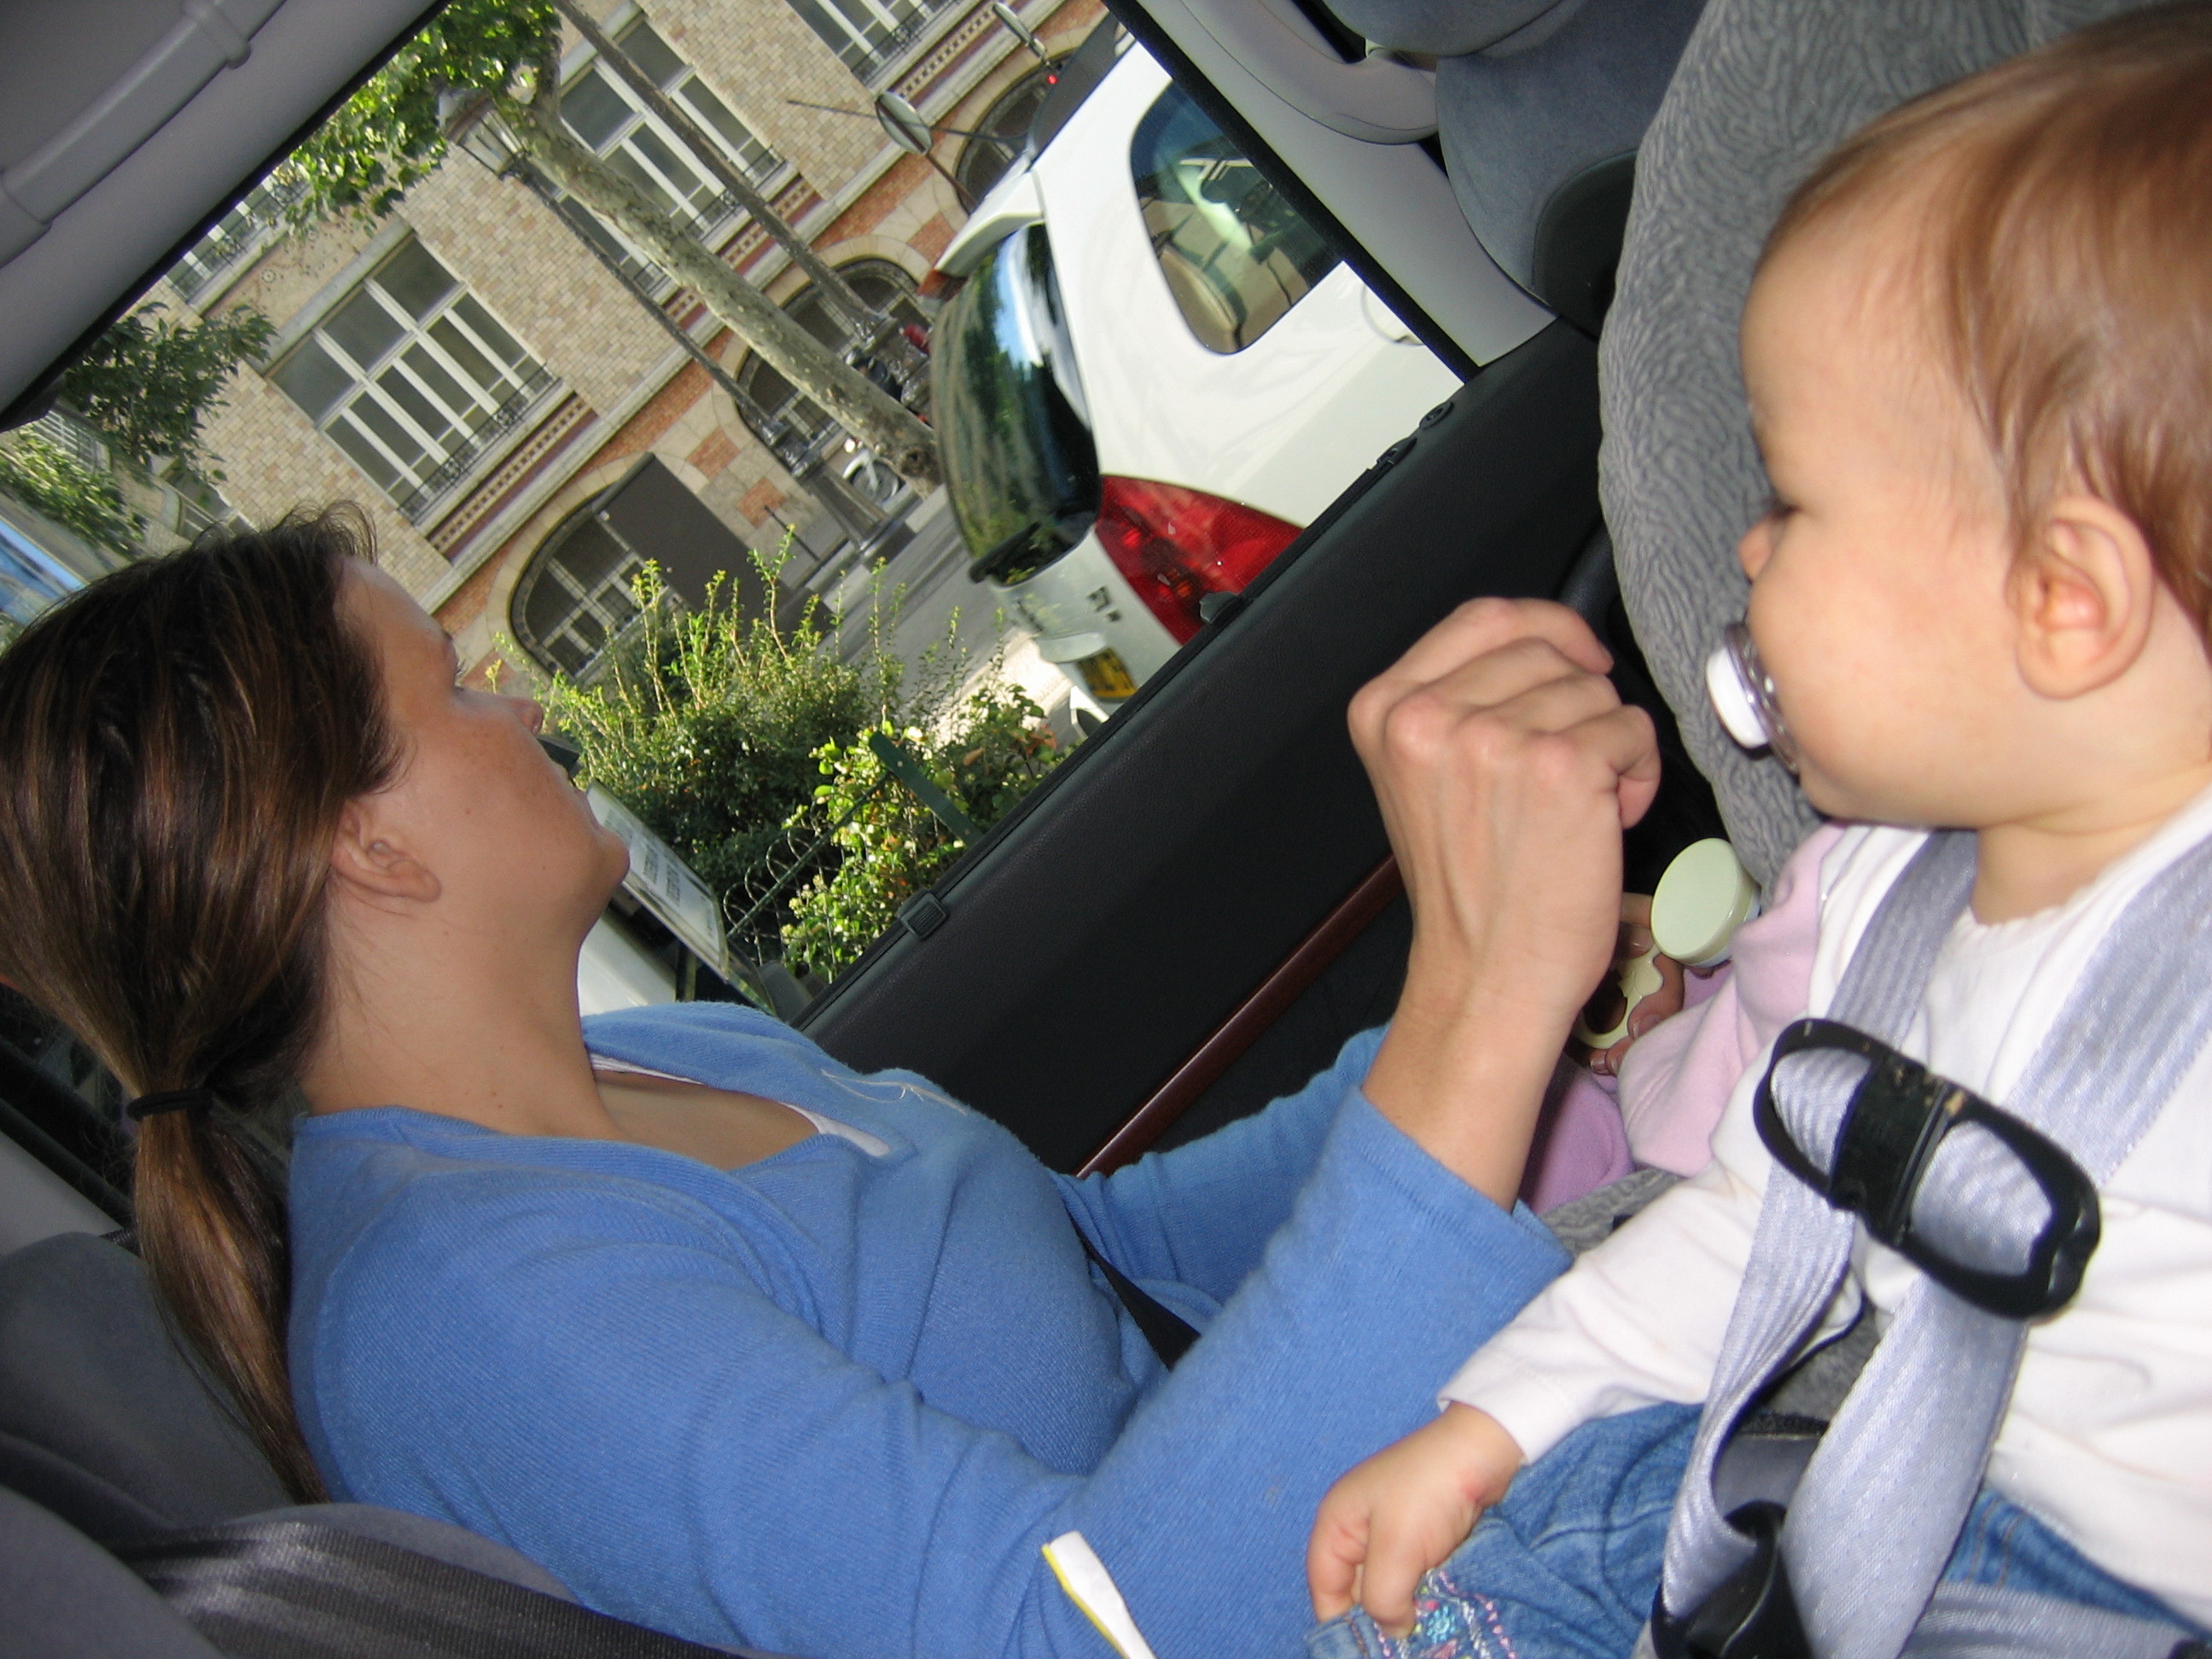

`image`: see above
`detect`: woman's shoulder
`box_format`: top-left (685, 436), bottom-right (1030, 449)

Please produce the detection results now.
top-left (290, 1109), bottom-right (755, 1311)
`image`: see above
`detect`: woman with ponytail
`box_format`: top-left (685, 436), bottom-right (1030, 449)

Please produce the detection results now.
top-left (0, 510), bottom-right (1658, 1659)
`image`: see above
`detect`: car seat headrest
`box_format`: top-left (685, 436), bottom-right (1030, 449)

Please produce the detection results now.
top-left (1321, 0), bottom-right (1571, 60)
top-left (1319, 0), bottom-right (1706, 335)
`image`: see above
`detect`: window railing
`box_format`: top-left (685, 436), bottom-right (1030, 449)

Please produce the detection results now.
top-left (787, 0), bottom-right (962, 86)
top-left (390, 364), bottom-right (561, 522)
top-left (168, 173), bottom-right (308, 303)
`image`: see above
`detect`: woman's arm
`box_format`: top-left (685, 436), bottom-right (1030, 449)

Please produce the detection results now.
top-left (1055, 1025), bottom-right (1383, 1305)
top-left (307, 1114), bottom-right (1567, 1659)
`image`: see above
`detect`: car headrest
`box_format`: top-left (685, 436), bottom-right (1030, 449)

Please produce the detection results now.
top-left (0, 1233), bottom-right (286, 1544)
top-left (1321, 0), bottom-right (1706, 335)
top-left (1599, 0), bottom-right (2164, 882)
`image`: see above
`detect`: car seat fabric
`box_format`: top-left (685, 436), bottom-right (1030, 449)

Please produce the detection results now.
top-left (1599, 0), bottom-right (2163, 884)
top-left (1320, 0), bottom-right (1705, 331)
top-left (0, 1482), bottom-right (229, 1659)
top-left (0, 1231), bottom-right (287, 1542)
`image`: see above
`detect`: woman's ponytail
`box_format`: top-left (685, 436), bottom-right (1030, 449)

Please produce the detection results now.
top-left (0, 508), bottom-right (396, 1500)
top-left (136, 1105), bottom-right (324, 1500)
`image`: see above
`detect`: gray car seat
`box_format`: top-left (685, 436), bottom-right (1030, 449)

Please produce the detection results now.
top-left (1600, 0), bottom-right (2166, 883)
top-left (0, 1231), bottom-right (777, 1657)
top-left (1318, 0), bottom-right (1707, 335)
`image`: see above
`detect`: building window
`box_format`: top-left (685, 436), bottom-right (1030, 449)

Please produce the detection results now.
top-left (787, 0), bottom-right (955, 84)
top-left (268, 237), bottom-right (556, 522)
top-left (513, 508), bottom-right (649, 678)
top-left (168, 172), bottom-right (307, 303)
top-left (560, 16), bottom-right (783, 249)
top-left (514, 457), bottom-right (767, 679)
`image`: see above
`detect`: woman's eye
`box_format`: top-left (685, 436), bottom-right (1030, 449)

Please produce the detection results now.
top-left (1760, 492), bottom-right (1796, 522)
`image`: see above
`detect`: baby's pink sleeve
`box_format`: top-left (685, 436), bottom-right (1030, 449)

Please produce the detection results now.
top-left (1615, 824), bottom-right (1837, 1176)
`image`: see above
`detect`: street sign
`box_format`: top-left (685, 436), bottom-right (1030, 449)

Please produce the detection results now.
top-left (587, 787), bottom-right (731, 979)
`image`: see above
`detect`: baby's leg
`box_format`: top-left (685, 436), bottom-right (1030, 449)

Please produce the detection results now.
top-left (1307, 1404), bottom-right (1699, 1659)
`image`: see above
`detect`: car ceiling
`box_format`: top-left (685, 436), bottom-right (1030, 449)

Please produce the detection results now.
top-left (0, 0), bottom-right (439, 425)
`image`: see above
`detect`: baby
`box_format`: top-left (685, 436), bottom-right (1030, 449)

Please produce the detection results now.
top-left (1309, 9), bottom-right (2212, 1656)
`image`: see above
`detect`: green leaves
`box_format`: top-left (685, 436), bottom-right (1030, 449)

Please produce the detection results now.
top-left (779, 687), bottom-right (1065, 981)
top-left (282, 0), bottom-right (560, 226)
top-left (0, 434), bottom-right (142, 556)
top-left (55, 304), bottom-right (276, 474)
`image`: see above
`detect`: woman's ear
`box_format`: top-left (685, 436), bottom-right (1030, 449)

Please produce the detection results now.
top-left (328, 799), bottom-right (441, 905)
top-left (2010, 494), bottom-right (2159, 699)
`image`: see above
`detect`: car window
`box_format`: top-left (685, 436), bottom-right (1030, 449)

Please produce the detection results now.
top-left (1130, 84), bottom-right (1340, 354)
top-left (936, 224), bottom-right (1100, 585)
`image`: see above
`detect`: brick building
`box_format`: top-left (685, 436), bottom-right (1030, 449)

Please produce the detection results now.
top-left (166, 0), bottom-right (1103, 684)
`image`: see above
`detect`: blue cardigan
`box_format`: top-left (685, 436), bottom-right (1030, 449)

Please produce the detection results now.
top-left (288, 1004), bottom-right (1567, 1658)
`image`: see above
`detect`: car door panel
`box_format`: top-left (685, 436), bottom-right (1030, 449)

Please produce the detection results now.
top-left (803, 320), bottom-right (1600, 1172)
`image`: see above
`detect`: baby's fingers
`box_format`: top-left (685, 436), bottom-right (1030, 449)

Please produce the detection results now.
top-left (1355, 1505), bottom-right (1468, 1638)
top-left (1307, 1496), bottom-right (1372, 1621)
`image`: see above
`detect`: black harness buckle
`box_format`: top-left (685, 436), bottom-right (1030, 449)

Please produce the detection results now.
top-left (1650, 1503), bottom-right (1809, 1659)
top-left (1754, 1018), bottom-right (2101, 1319)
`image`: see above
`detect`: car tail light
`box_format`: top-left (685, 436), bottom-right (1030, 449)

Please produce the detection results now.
top-left (1092, 476), bottom-right (1301, 643)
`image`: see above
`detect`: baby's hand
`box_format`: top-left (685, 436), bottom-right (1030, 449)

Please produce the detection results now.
top-left (1307, 1404), bottom-right (1526, 1635)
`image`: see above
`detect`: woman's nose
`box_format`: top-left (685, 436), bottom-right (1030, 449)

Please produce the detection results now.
top-left (512, 696), bottom-right (545, 734)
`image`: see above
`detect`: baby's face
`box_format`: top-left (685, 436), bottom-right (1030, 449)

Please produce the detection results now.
top-left (1736, 217), bottom-right (2026, 827)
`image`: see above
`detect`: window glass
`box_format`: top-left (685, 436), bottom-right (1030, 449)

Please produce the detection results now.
top-left (376, 238), bottom-right (458, 319)
top-left (516, 513), bottom-right (646, 678)
top-left (268, 237), bottom-right (553, 520)
top-left (618, 20), bottom-right (688, 87)
top-left (936, 224), bottom-right (1099, 585)
top-left (1129, 84), bottom-right (1339, 353)
top-left (561, 67), bottom-right (635, 152)
top-left (323, 288), bottom-right (405, 370)
top-left (269, 337), bottom-right (351, 422)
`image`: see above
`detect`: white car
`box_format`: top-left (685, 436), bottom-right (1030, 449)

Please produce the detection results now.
top-left (931, 33), bottom-right (1459, 703)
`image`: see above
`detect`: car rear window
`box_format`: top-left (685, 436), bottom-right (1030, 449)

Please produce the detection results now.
top-left (1130, 85), bottom-right (1339, 354)
top-left (935, 224), bottom-right (1100, 585)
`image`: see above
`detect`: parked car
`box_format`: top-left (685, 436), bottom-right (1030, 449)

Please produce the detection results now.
top-left (930, 34), bottom-right (1460, 703)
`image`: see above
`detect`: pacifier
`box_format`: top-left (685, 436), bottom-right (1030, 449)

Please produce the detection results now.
top-left (1704, 622), bottom-right (1800, 772)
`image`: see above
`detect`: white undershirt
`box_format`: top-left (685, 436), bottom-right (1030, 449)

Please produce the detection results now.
top-left (1444, 785), bottom-right (2212, 1626)
top-left (589, 1056), bottom-right (889, 1157)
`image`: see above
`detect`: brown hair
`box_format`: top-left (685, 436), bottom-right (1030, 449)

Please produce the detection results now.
top-left (0, 507), bottom-right (398, 1499)
top-left (1762, 2), bottom-right (2212, 631)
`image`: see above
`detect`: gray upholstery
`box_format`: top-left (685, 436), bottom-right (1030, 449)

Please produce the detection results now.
top-left (1320, 0), bottom-right (1704, 329)
top-left (1599, 0), bottom-right (2163, 882)
top-left (0, 1483), bottom-right (224, 1659)
top-left (0, 1231), bottom-right (287, 1541)
top-left (1432, 0), bottom-right (1703, 298)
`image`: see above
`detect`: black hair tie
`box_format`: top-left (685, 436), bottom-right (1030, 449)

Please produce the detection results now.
top-left (127, 1087), bottom-right (215, 1121)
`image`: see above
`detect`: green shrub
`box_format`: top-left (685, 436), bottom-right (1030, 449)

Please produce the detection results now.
top-left (778, 685), bottom-right (1065, 981)
top-left (0, 434), bottom-right (142, 556)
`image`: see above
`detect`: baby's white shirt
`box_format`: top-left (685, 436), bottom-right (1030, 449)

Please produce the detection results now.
top-left (1442, 788), bottom-right (2212, 1627)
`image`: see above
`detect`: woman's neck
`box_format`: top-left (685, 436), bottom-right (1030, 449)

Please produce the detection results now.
top-left (302, 923), bottom-right (620, 1141)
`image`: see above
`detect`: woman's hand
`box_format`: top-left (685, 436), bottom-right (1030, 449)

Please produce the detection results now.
top-left (1353, 599), bottom-right (1660, 1204)
top-left (1307, 1404), bottom-right (1526, 1634)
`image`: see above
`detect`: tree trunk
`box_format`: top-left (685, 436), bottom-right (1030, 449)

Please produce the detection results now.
top-left (516, 102), bottom-right (941, 487)
top-left (549, 0), bottom-right (915, 376)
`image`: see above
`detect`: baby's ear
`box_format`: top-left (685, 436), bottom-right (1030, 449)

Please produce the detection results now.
top-left (328, 798), bottom-right (442, 905)
top-left (2010, 494), bottom-right (2159, 698)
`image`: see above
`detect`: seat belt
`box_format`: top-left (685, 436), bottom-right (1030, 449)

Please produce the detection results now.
top-left (1652, 830), bottom-right (2212, 1659)
top-left (1070, 1219), bottom-right (1199, 1369)
top-left (119, 1515), bottom-right (779, 1659)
